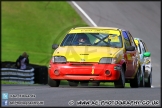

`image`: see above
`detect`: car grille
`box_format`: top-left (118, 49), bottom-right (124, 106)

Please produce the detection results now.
top-left (70, 64), bottom-right (93, 66)
top-left (65, 74), bottom-right (99, 76)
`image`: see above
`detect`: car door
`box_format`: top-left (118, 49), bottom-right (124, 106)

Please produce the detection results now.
top-left (122, 31), bottom-right (138, 78)
top-left (127, 31), bottom-right (139, 78)
top-left (139, 40), bottom-right (145, 64)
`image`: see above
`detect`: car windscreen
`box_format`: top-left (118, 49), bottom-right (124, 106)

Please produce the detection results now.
top-left (60, 33), bottom-right (123, 48)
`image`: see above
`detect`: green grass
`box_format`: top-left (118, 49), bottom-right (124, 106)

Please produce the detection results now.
top-left (2, 80), bottom-right (130, 87)
top-left (2, 1), bottom-right (88, 66)
top-left (1, 80), bottom-right (19, 84)
top-left (1, 80), bottom-right (33, 85)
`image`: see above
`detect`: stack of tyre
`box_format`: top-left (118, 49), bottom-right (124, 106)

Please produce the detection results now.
top-left (34, 66), bottom-right (48, 85)
top-left (1, 62), bottom-right (35, 84)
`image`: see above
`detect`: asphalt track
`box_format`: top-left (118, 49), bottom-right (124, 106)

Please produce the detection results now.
top-left (1, 85), bottom-right (161, 106)
top-left (1, 1), bottom-right (161, 107)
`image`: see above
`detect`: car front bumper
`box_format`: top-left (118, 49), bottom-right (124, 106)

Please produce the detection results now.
top-left (48, 62), bottom-right (122, 81)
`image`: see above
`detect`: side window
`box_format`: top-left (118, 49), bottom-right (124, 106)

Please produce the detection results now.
top-left (140, 40), bottom-right (148, 52)
top-left (127, 32), bottom-right (137, 49)
top-left (122, 31), bottom-right (131, 47)
top-left (60, 34), bottom-right (74, 46)
top-left (138, 42), bottom-right (142, 54)
top-left (139, 42), bottom-right (145, 53)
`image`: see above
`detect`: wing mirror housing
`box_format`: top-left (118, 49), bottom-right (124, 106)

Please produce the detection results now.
top-left (143, 52), bottom-right (151, 57)
top-left (52, 44), bottom-right (59, 49)
top-left (126, 46), bottom-right (135, 51)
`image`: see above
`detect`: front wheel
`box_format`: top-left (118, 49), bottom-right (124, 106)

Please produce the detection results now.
top-left (130, 68), bottom-right (140, 88)
top-left (140, 69), bottom-right (145, 87)
top-left (145, 71), bottom-right (152, 87)
top-left (68, 80), bottom-right (79, 87)
top-left (48, 76), bottom-right (60, 87)
top-left (114, 67), bottom-right (125, 88)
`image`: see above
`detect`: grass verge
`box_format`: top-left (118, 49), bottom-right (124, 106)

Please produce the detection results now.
top-left (1, 80), bottom-right (130, 87)
top-left (2, 1), bottom-right (88, 66)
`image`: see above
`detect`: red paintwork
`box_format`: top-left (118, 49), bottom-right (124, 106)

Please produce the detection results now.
top-left (48, 61), bottom-right (122, 81)
top-left (124, 50), bottom-right (139, 78)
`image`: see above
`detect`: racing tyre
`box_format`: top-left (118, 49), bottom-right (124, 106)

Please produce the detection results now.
top-left (130, 68), bottom-right (140, 88)
top-left (91, 81), bottom-right (100, 86)
top-left (114, 67), bottom-right (125, 88)
top-left (68, 80), bottom-right (79, 87)
top-left (48, 76), bottom-right (60, 87)
top-left (80, 81), bottom-right (89, 86)
top-left (145, 71), bottom-right (152, 87)
top-left (140, 70), bottom-right (145, 87)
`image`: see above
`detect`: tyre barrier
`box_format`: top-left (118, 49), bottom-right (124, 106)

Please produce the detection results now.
top-left (34, 66), bottom-right (48, 85)
top-left (1, 67), bottom-right (35, 84)
top-left (1, 61), bottom-right (48, 84)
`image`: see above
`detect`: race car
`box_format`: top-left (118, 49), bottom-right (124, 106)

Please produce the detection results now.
top-left (48, 27), bottom-right (142, 88)
top-left (134, 38), bottom-right (152, 87)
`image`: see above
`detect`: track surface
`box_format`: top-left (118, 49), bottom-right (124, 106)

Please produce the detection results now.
top-left (1, 85), bottom-right (161, 106)
top-left (1, 1), bottom-right (161, 107)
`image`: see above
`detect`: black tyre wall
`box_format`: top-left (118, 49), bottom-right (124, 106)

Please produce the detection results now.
top-left (1, 61), bottom-right (48, 84)
top-left (34, 66), bottom-right (48, 84)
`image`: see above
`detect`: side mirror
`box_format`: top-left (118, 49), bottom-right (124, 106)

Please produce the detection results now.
top-left (143, 52), bottom-right (151, 57)
top-left (126, 46), bottom-right (135, 51)
top-left (52, 44), bottom-right (59, 49)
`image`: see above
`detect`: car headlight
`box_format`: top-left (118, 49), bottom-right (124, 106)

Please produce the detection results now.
top-left (99, 57), bottom-right (112, 64)
top-left (52, 56), bottom-right (67, 63)
top-left (112, 57), bottom-right (117, 64)
top-left (99, 57), bottom-right (117, 64)
top-left (144, 57), bottom-right (151, 64)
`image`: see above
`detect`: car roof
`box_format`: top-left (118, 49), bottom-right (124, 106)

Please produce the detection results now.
top-left (74, 26), bottom-right (119, 30)
top-left (73, 27), bottom-right (131, 32)
top-left (134, 37), bottom-right (143, 41)
top-left (69, 27), bottom-right (130, 34)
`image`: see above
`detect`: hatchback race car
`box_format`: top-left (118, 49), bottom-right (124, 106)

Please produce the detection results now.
top-left (134, 38), bottom-right (152, 87)
top-left (48, 27), bottom-right (142, 88)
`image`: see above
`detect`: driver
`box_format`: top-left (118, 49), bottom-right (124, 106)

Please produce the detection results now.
top-left (73, 34), bottom-right (90, 45)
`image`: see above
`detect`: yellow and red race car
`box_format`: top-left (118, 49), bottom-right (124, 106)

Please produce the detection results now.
top-left (48, 27), bottom-right (141, 88)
